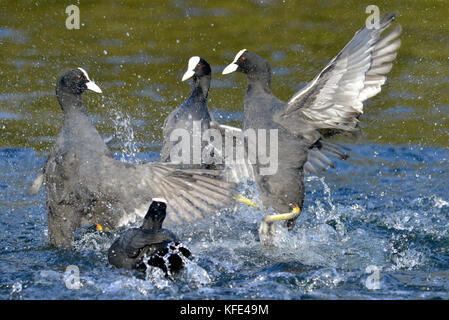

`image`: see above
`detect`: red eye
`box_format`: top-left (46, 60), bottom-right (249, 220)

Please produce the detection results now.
top-left (241, 57), bottom-right (246, 61)
top-left (197, 63), bottom-right (202, 67)
top-left (77, 75), bottom-right (82, 80)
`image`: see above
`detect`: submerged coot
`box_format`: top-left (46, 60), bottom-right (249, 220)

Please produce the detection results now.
top-left (108, 198), bottom-right (191, 275)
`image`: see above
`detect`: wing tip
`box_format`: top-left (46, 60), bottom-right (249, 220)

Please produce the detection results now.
top-left (381, 13), bottom-right (396, 24)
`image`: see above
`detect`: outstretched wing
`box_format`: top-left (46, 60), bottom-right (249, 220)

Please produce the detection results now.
top-left (276, 13), bottom-right (401, 140)
top-left (101, 156), bottom-right (238, 227)
top-left (147, 164), bottom-right (238, 224)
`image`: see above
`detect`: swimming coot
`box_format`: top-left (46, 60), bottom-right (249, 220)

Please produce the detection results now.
top-left (108, 198), bottom-right (191, 276)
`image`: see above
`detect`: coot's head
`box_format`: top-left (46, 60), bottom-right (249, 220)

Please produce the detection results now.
top-left (142, 198), bottom-right (168, 230)
top-left (222, 49), bottom-right (270, 76)
top-left (181, 56), bottom-right (211, 82)
top-left (57, 68), bottom-right (102, 95)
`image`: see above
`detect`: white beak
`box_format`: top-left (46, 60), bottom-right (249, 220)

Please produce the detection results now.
top-left (182, 56), bottom-right (201, 82)
top-left (86, 81), bottom-right (102, 93)
top-left (222, 63), bottom-right (238, 75)
top-left (182, 70), bottom-right (195, 82)
top-left (222, 49), bottom-right (247, 75)
top-left (78, 67), bottom-right (102, 93)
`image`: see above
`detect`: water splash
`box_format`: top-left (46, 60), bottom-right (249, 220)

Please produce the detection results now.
top-left (109, 108), bottom-right (139, 162)
top-left (181, 260), bottom-right (212, 287)
top-left (3, 144), bottom-right (449, 299)
top-left (145, 265), bottom-right (173, 290)
top-left (307, 176), bottom-right (347, 238)
top-left (9, 281), bottom-right (22, 299)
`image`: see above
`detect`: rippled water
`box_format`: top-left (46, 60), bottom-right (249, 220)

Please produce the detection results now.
top-left (1, 0), bottom-right (448, 150)
top-left (1, 144), bottom-right (448, 299)
top-left (1, 0), bottom-right (448, 300)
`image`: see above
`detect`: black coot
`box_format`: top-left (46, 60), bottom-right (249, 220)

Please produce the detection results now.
top-left (108, 198), bottom-right (191, 276)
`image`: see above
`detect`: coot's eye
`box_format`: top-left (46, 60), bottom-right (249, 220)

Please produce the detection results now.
top-left (77, 75), bottom-right (82, 80)
top-left (240, 57), bottom-right (246, 61)
top-left (197, 63), bottom-right (202, 67)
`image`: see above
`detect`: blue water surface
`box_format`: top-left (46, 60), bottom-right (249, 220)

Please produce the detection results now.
top-left (1, 144), bottom-right (448, 299)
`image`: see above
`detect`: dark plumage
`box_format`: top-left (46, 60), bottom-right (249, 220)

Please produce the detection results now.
top-left (161, 57), bottom-right (213, 165)
top-left (222, 14), bottom-right (402, 237)
top-left (43, 68), bottom-right (237, 249)
top-left (161, 56), bottom-right (257, 182)
top-left (108, 199), bottom-right (191, 275)
top-left (160, 57), bottom-right (339, 183)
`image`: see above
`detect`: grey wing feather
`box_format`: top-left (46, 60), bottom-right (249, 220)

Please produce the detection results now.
top-left (144, 164), bottom-right (238, 225)
top-left (304, 140), bottom-right (349, 175)
top-left (101, 156), bottom-right (238, 227)
top-left (277, 13), bottom-right (401, 139)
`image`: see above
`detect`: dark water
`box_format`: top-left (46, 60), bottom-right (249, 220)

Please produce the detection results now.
top-left (1, 0), bottom-right (448, 299)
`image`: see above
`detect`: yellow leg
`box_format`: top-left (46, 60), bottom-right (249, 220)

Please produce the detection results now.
top-left (262, 206), bottom-right (301, 223)
top-left (259, 206), bottom-right (301, 245)
top-left (236, 194), bottom-right (259, 209)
